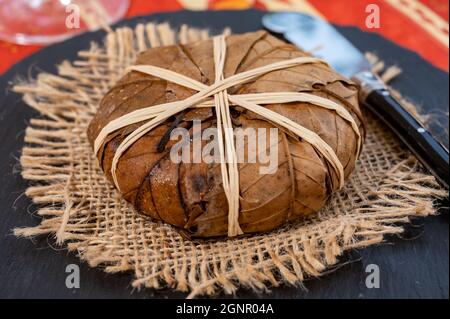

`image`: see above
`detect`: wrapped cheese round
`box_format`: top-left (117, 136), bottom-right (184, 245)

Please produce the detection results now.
top-left (87, 31), bottom-right (365, 238)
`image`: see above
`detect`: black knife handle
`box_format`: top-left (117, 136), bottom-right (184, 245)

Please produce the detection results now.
top-left (364, 87), bottom-right (449, 189)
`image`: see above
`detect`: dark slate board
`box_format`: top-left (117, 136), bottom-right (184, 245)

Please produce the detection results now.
top-left (0, 9), bottom-right (448, 299)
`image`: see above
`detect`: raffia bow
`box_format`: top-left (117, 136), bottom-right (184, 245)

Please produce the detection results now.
top-left (94, 35), bottom-right (362, 237)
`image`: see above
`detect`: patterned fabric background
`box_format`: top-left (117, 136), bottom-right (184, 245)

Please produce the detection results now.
top-left (0, 0), bottom-right (448, 74)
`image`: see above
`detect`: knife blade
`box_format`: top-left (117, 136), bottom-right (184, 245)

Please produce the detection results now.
top-left (263, 12), bottom-right (449, 189)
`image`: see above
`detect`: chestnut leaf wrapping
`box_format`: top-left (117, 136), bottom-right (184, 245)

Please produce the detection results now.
top-left (87, 31), bottom-right (365, 238)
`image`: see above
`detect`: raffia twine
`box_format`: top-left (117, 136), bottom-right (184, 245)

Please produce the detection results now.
top-left (13, 23), bottom-right (446, 298)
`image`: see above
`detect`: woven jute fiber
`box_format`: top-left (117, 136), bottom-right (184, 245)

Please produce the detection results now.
top-left (14, 23), bottom-right (446, 298)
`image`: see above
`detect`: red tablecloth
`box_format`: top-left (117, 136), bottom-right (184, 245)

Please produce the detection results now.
top-left (0, 0), bottom-right (448, 74)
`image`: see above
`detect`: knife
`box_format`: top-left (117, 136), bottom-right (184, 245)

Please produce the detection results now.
top-left (263, 12), bottom-right (449, 189)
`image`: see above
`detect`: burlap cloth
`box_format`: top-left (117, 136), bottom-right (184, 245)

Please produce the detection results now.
top-left (13, 23), bottom-right (446, 298)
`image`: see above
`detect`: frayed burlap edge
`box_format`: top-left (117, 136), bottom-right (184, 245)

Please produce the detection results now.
top-left (365, 52), bottom-right (429, 125)
top-left (13, 23), bottom-right (446, 298)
